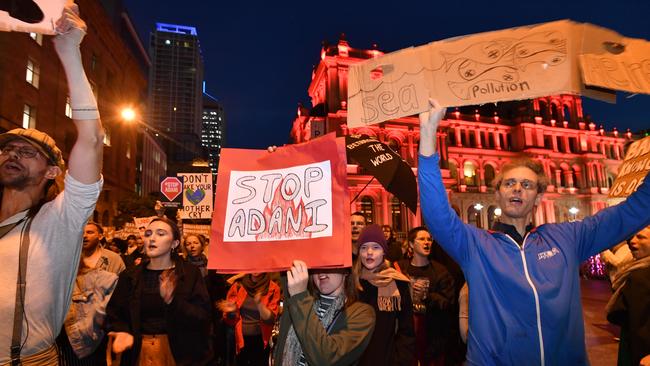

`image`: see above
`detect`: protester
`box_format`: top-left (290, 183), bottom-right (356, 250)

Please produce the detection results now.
top-left (57, 222), bottom-right (125, 365)
top-left (607, 225), bottom-right (650, 366)
top-left (123, 234), bottom-right (145, 270)
top-left (601, 242), bottom-right (634, 286)
top-left (351, 211), bottom-right (367, 259)
top-left (0, 4), bottom-right (104, 364)
top-left (418, 99), bottom-right (650, 365)
top-left (273, 260), bottom-right (376, 365)
top-left (183, 234), bottom-right (208, 277)
top-left (382, 224), bottom-right (403, 262)
top-left (106, 217), bottom-right (212, 365)
top-left (221, 272), bottom-right (281, 365)
top-left (355, 224), bottom-right (415, 365)
top-left (396, 226), bottom-right (455, 366)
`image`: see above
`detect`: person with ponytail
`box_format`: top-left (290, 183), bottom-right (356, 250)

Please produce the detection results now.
top-left (355, 224), bottom-right (415, 366)
top-left (106, 217), bottom-right (212, 365)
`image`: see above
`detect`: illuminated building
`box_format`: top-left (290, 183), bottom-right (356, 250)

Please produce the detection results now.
top-left (289, 35), bottom-right (632, 235)
top-left (202, 91), bottom-right (225, 175)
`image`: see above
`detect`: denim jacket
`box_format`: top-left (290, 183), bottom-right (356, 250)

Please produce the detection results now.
top-left (64, 249), bottom-right (124, 358)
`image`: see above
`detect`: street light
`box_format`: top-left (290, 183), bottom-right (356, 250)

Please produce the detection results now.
top-left (569, 206), bottom-right (579, 221)
top-left (121, 107), bottom-right (136, 122)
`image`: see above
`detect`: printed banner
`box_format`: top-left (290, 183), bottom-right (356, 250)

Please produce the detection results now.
top-left (609, 136), bottom-right (650, 201)
top-left (178, 173), bottom-right (213, 219)
top-left (0, 0), bottom-right (65, 34)
top-left (210, 133), bottom-right (351, 273)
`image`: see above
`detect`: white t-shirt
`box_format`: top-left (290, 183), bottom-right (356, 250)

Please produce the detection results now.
top-left (0, 173), bottom-right (102, 362)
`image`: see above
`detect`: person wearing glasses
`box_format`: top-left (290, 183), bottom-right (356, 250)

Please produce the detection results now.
top-left (418, 99), bottom-right (650, 366)
top-left (0, 4), bottom-right (104, 365)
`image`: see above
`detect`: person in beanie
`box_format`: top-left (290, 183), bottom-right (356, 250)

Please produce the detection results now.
top-left (0, 4), bottom-right (104, 365)
top-left (354, 224), bottom-right (415, 366)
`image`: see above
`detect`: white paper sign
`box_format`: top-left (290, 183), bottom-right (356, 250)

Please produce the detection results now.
top-left (223, 161), bottom-right (333, 242)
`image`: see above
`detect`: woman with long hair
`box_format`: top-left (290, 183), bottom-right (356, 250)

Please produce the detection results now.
top-left (273, 260), bottom-right (375, 365)
top-left (183, 234), bottom-right (208, 277)
top-left (396, 226), bottom-right (456, 366)
top-left (221, 272), bottom-right (281, 365)
top-left (355, 224), bottom-right (415, 365)
top-left (106, 217), bottom-right (212, 365)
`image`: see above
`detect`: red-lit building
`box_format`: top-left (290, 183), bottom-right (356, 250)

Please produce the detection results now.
top-left (290, 36), bottom-right (633, 237)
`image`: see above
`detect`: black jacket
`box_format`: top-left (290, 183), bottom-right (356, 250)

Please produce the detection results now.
top-left (106, 259), bottom-right (212, 365)
top-left (608, 266), bottom-right (650, 366)
top-left (358, 279), bottom-right (415, 366)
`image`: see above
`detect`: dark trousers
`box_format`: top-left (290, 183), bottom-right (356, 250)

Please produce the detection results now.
top-left (236, 334), bottom-right (269, 366)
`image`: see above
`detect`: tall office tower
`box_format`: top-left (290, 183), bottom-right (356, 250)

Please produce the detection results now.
top-left (202, 92), bottom-right (226, 175)
top-left (148, 23), bottom-right (205, 173)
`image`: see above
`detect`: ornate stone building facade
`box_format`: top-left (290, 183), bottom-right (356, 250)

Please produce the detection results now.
top-left (290, 36), bottom-right (632, 236)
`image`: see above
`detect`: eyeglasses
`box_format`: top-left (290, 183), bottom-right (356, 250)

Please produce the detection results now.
top-left (501, 178), bottom-right (538, 191)
top-left (0, 145), bottom-right (41, 159)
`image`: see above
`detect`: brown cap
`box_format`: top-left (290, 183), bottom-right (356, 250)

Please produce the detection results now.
top-left (0, 128), bottom-right (65, 171)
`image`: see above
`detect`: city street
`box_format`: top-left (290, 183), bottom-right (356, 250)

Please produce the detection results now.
top-left (583, 279), bottom-right (619, 366)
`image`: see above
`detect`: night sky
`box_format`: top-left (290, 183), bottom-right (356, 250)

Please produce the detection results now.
top-left (123, 0), bottom-right (650, 149)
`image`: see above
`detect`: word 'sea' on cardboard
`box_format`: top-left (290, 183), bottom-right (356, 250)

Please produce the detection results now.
top-left (348, 19), bottom-right (650, 127)
top-left (0, 0), bottom-right (66, 35)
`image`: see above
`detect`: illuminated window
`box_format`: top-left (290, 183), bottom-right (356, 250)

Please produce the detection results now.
top-left (103, 126), bottom-right (111, 146)
top-left (29, 32), bottom-right (43, 45)
top-left (360, 196), bottom-right (375, 224)
top-left (65, 97), bottom-right (72, 118)
top-left (390, 197), bottom-right (403, 232)
top-left (23, 104), bottom-right (36, 128)
top-left (463, 161), bottom-right (478, 186)
top-left (126, 141), bottom-right (131, 159)
top-left (26, 58), bottom-right (39, 88)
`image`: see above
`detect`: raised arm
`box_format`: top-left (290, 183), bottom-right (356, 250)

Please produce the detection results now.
top-left (53, 2), bottom-right (104, 184)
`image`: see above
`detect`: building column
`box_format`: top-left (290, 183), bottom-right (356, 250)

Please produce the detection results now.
top-left (474, 130), bottom-right (482, 148)
top-left (565, 170), bottom-right (574, 188)
top-left (494, 132), bottom-right (501, 150)
top-left (381, 190), bottom-right (389, 226)
top-left (455, 128), bottom-right (462, 147)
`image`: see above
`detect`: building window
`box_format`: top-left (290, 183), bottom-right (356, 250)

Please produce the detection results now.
top-left (126, 141), bottom-right (131, 159)
top-left (467, 205), bottom-right (482, 228)
top-left (29, 32), bottom-right (43, 45)
top-left (65, 97), bottom-right (72, 118)
top-left (463, 161), bottom-right (478, 186)
top-left (22, 104), bottom-right (36, 128)
top-left (91, 54), bottom-right (98, 71)
top-left (487, 205), bottom-right (500, 230)
top-left (484, 164), bottom-right (496, 188)
top-left (26, 58), bottom-right (39, 88)
top-left (360, 196), bottom-right (375, 224)
top-left (390, 197), bottom-right (403, 232)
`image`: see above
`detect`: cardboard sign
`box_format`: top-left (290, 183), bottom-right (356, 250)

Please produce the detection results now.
top-left (182, 223), bottom-right (211, 239)
top-left (210, 133), bottom-right (351, 273)
top-left (0, 0), bottom-right (65, 35)
top-left (178, 173), bottom-right (213, 220)
top-left (580, 37), bottom-right (650, 95)
top-left (348, 20), bottom-right (626, 127)
top-left (609, 136), bottom-right (650, 200)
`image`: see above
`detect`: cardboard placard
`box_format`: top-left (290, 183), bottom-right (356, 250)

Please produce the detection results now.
top-left (609, 136), bottom-right (650, 200)
top-left (178, 173), bottom-right (213, 219)
top-left (580, 37), bottom-right (650, 95)
top-left (210, 133), bottom-right (351, 273)
top-left (348, 20), bottom-right (626, 127)
top-left (0, 0), bottom-right (65, 35)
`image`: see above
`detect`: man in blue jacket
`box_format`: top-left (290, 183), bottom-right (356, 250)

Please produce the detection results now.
top-left (418, 100), bottom-right (650, 366)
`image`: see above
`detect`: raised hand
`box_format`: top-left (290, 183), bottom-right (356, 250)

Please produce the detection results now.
top-left (109, 331), bottom-right (134, 354)
top-left (287, 260), bottom-right (309, 296)
top-left (53, 1), bottom-right (86, 57)
top-left (418, 99), bottom-right (446, 157)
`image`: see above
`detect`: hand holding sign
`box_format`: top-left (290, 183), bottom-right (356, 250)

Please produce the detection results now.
top-left (287, 260), bottom-right (309, 296)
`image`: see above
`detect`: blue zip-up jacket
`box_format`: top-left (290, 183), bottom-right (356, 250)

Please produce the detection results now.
top-left (418, 153), bottom-right (650, 366)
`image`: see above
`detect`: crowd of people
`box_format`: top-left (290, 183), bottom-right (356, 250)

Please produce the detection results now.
top-left (1, 5), bottom-right (649, 366)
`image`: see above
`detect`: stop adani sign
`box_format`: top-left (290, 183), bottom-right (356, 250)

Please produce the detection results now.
top-left (160, 176), bottom-right (183, 204)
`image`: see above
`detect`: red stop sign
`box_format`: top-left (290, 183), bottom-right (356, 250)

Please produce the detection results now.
top-left (160, 177), bottom-right (183, 202)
